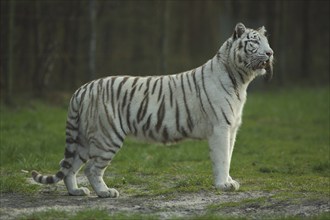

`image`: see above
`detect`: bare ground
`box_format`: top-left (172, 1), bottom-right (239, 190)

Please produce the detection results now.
top-left (0, 178), bottom-right (329, 219)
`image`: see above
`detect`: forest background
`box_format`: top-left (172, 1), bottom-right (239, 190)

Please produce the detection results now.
top-left (1, 0), bottom-right (329, 103)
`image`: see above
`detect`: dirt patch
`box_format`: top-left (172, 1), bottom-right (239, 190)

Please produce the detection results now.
top-left (0, 177), bottom-right (329, 219)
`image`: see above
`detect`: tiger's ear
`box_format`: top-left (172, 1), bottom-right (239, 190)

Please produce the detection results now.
top-left (257, 26), bottom-right (267, 35)
top-left (233, 23), bottom-right (246, 40)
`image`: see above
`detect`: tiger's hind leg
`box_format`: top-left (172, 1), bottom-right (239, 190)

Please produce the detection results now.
top-left (63, 153), bottom-right (90, 196)
top-left (84, 153), bottom-right (119, 198)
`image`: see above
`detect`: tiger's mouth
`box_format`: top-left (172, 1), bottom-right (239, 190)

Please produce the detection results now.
top-left (253, 58), bottom-right (273, 81)
top-left (259, 59), bottom-right (271, 70)
top-left (264, 59), bottom-right (273, 81)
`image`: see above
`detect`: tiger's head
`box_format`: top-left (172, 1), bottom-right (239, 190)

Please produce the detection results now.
top-left (229, 23), bottom-right (274, 81)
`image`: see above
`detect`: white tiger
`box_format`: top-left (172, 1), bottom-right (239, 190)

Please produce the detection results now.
top-left (32, 23), bottom-right (274, 198)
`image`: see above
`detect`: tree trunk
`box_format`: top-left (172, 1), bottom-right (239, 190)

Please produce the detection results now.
top-left (5, 0), bottom-right (15, 104)
top-left (88, 0), bottom-right (97, 81)
top-left (159, 0), bottom-right (170, 74)
top-left (301, 0), bottom-right (310, 78)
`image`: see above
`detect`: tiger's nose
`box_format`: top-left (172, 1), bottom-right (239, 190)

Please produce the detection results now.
top-left (266, 50), bottom-right (273, 57)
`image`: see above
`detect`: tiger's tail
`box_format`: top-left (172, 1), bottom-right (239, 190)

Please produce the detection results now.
top-left (31, 170), bottom-right (65, 184)
top-left (31, 92), bottom-right (81, 185)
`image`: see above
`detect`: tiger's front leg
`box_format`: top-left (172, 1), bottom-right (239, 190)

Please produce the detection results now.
top-left (208, 126), bottom-right (240, 191)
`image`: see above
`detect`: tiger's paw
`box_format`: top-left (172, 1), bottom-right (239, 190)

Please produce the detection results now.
top-left (97, 188), bottom-right (119, 198)
top-left (216, 180), bottom-right (240, 192)
top-left (68, 187), bottom-right (90, 196)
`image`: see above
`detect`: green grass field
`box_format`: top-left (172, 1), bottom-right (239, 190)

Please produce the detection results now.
top-left (1, 86), bottom-right (329, 219)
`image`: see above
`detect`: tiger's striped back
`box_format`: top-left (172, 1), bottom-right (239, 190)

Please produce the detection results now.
top-left (73, 61), bottom-right (220, 145)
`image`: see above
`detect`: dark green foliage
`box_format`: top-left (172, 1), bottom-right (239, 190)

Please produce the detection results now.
top-left (1, 0), bottom-right (329, 102)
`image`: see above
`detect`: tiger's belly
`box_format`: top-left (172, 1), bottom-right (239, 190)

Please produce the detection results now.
top-left (127, 112), bottom-right (212, 144)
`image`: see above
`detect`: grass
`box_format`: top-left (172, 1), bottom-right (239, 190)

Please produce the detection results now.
top-left (1, 86), bottom-right (329, 218)
top-left (233, 87), bottom-right (329, 193)
top-left (18, 209), bottom-right (158, 220)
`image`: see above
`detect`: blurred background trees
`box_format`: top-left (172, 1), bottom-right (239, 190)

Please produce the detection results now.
top-left (1, 0), bottom-right (329, 103)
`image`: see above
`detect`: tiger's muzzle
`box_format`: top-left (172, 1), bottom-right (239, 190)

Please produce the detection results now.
top-left (264, 49), bottom-right (274, 81)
